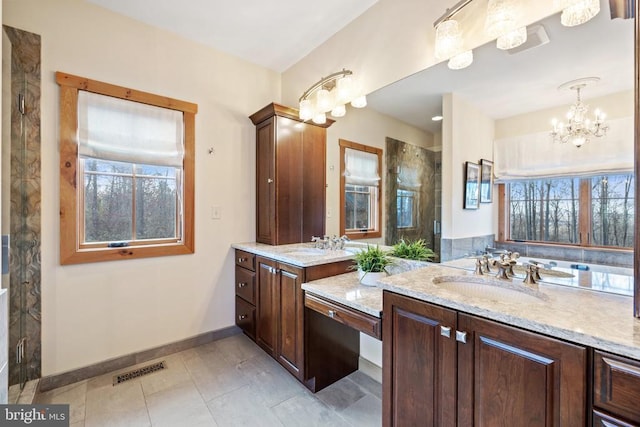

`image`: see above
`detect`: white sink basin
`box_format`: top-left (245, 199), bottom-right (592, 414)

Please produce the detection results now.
top-left (432, 276), bottom-right (548, 304)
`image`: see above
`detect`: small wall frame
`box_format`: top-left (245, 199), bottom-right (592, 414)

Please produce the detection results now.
top-left (480, 159), bottom-right (494, 203)
top-left (464, 161), bottom-right (480, 210)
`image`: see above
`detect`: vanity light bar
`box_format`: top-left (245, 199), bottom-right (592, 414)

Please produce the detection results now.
top-left (433, 0), bottom-right (474, 27)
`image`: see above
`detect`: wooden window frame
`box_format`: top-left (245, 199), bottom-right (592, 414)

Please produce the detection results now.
top-left (339, 139), bottom-right (382, 239)
top-left (57, 72), bottom-right (197, 265)
top-left (498, 176), bottom-right (634, 250)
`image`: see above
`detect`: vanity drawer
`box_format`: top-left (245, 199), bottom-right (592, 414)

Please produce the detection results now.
top-left (305, 293), bottom-right (381, 340)
top-left (235, 250), bottom-right (255, 271)
top-left (235, 296), bottom-right (255, 341)
top-left (592, 410), bottom-right (636, 427)
top-left (594, 350), bottom-right (640, 424)
top-left (235, 266), bottom-right (256, 304)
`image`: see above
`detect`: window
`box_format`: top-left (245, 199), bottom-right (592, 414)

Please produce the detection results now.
top-left (503, 173), bottom-right (634, 248)
top-left (339, 139), bottom-right (382, 239)
top-left (396, 189), bottom-right (418, 229)
top-left (57, 72), bottom-right (197, 264)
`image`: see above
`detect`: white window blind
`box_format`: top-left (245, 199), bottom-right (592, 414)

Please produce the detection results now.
top-left (78, 91), bottom-right (184, 167)
top-left (344, 148), bottom-right (380, 186)
top-left (494, 116), bottom-right (633, 181)
top-left (397, 166), bottom-right (422, 190)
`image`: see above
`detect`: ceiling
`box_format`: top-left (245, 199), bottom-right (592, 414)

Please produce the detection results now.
top-left (86, 0), bottom-right (379, 72)
top-left (368, 3), bottom-right (634, 134)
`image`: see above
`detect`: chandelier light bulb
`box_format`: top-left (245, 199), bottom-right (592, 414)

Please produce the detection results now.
top-left (351, 95), bottom-right (367, 109)
top-left (435, 19), bottom-right (464, 60)
top-left (496, 26), bottom-right (527, 50)
top-left (299, 99), bottom-right (313, 121)
top-left (555, 0), bottom-right (600, 27)
top-left (448, 50), bottom-right (473, 70)
top-left (331, 104), bottom-right (346, 118)
top-left (336, 76), bottom-right (353, 104)
top-left (312, 112), bottom-right (326, 125)
top-left (485, 0), bottom-right (518, 38)
top-left (316, 88), bottom-right (332, 112)
top-left (550, 78), bottom-right (609, 147)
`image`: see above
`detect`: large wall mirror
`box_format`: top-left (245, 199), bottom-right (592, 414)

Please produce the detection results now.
top-left (364, 2), bottom-right (638, 315)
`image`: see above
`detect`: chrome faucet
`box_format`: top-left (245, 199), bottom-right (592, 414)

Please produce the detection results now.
top-left (474, 257), bottom-right (485, 275)
top-left (523, 263), bottom-right (539, 285)
top-left (493, 260), bottom-right (512, 281)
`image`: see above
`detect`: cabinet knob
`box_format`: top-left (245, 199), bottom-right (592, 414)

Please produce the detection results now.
top-left (267, 178), bottom-right (273, 183)
top-left (238, 282), bottom-right (247, 288)
top-left (238, 314), bottom-right (248, 320)
top-left (328, 310), bottom-right (336, 318)
top-left (456, 330), bottom-right (467, 344)
top-left (440, 326), bottom-right (451, 338)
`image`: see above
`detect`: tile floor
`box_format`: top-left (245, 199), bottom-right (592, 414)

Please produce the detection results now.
top-left (35, 333), bottom-right (382, 426)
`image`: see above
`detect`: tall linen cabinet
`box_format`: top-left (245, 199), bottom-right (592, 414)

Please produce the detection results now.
top-left (249, 103), bottom-right (332, 245)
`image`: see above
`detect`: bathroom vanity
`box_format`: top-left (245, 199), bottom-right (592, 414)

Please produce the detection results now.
top-left (233, 242), bottom-right (640, 425)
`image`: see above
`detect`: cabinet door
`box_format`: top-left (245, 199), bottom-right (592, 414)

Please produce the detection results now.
top-left (301, 123), bottom-right (326, 241)
top-left (256, 257), bottom-right (277, 356)
top-left (275, 116), bottom-right (303, 244)
top-left (382, 291), bottom-right (457, 427)
top-left (256, 119), bottom-right (276, 244)
top-left (277, 263), bottom-right (304, 379)
top-left (457, 314), bottom-right (587, 426)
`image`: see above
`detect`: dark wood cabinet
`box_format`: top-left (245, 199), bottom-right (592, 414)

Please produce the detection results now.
top-left (382, 292), bottom-right (457, 427)
top-left (593, 351), bottom-right (640, 425)
top-left (457, 313), bottom-right (587, 426)
top-left (256, 257), bottom-right (278, 357)
top-left (250, 103), bottom-right (332, 245)
top-left (236, 250), bottom-right (352, 385)
top-left (382, 291), bottom-right (587, 427)
top-left (234, 251), bottom-right (256, 340)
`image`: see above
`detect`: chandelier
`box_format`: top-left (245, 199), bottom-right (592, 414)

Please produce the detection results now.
top-left (550, 78), bottom-right (609, 148)
top-left (298, 69), bottom-right (367, 125)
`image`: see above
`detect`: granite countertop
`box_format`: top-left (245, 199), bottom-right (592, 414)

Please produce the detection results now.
top-left (304, 263), bottom-right (640, 361)
top-left (233, 241), bottom-right (640, 360)
top-left (232, 242), bottom-right (356, 267)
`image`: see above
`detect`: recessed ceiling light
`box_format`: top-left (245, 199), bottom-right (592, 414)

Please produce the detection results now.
top-left (432, 115), bottom-right (443, 121)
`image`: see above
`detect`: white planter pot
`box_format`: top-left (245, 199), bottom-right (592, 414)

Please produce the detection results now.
top-left (358, 269), bottom-right (387, 287)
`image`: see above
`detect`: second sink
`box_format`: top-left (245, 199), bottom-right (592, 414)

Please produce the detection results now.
top-left (432, 275), bottom-right (548, 304)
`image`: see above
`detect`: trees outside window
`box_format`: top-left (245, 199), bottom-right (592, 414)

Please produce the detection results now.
top-left (506, 174), bottom-right (634, 248)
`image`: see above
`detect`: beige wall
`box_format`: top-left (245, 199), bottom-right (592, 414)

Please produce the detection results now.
top-left (4, 0), bottom-right (280, 376)
top-left (442, 93), bottom-right (496, 240)
top-left (282, 0), bottom-right (562, 108)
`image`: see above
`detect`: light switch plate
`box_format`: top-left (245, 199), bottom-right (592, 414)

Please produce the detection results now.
top-left (211, 206), bottom-right (221, 220)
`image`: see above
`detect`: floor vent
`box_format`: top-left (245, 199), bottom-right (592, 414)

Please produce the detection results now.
top-left (113, 361), bottom-right (166, 385)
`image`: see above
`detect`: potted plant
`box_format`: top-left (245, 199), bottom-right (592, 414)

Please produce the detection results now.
top-left (390, 238), bottom-right (435, 261)
top-left (352, 244), bottom-right (392, 286)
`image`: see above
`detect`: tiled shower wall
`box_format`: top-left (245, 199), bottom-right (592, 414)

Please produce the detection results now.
top-left (4, 26), bottom-right (41, 386)
top-left (385, 137), bottom-right (439, 257)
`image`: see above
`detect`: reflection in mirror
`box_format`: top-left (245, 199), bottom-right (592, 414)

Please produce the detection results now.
top-left (368, 1), bottom-right (634, 268)
top-left (385, 138), bottom-right (441, 261)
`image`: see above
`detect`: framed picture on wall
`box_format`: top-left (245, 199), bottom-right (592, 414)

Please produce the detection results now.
top-left (480, 159), bottom-right (494, 203)
top-left (464, 161), bottom-right (480, 210)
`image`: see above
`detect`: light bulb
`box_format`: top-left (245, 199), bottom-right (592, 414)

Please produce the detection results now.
top-left (331, 104), bottom-right (346, 117)
top-left (351, 95), bottom-right (367, 108)
top-left (316, 89), bottom-right (332, 112)
top-left (312, 112), bottom-right (326, 125)
top-left (448, 50), bottom-right (473, 70)
top-left (336, 76), bottom-right (353, 104)
top-left (299, 99), bottom-right (313, 121)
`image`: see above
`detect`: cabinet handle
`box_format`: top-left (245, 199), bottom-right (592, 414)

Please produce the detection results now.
top-left (440, 326), bottom-right (451, 338)
top-left (238, 257), bottom-right (246, 263)
top-left (238, 314), bottom-right (248, 320)
top-left (456, 330), bottom-right (467, 344)
top-left (267, 178), bottom-right (273, 183)
top-left (238, 282), bottom-right (247, 288)
top-left (600, 421), bottom-right (616, 427)
top-left (328, 310), bottom-right (336, 318)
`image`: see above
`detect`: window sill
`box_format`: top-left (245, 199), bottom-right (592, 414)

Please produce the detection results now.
top-left (61, 241), bottom-right (194, 265)
top-left (345, 231), bottom-right (382, 240)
